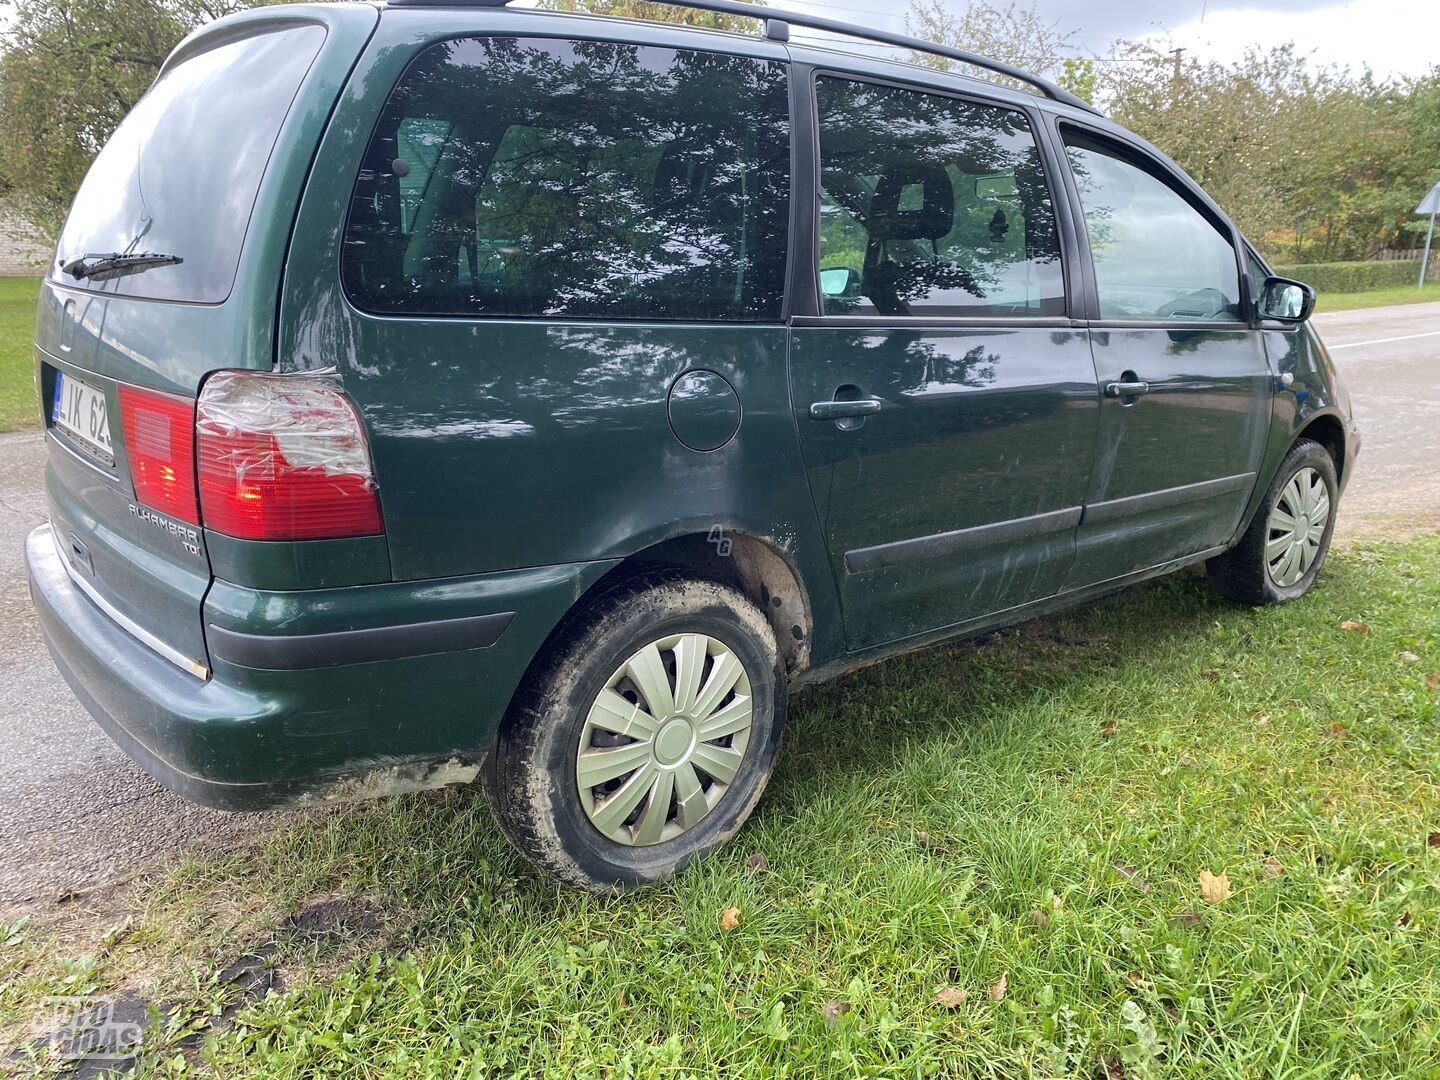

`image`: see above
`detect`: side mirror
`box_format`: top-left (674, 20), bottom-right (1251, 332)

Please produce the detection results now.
top-left (1257, 276), bottom-right (1315, 323)
top-left (819, 266), bottom-right (861, 299)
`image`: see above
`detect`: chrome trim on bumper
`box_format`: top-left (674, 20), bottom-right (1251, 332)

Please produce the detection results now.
top-left (48, 524), bottom-right (210, 681)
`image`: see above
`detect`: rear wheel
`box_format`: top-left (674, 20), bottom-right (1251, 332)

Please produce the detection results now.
top-left (485, 573), bottom-right (784, 892)
top-left (1207, 438), bottom-right (1338, 605)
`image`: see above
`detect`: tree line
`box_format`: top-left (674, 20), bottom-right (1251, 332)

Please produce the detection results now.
top-left (1, 0), bottom-right (1435, 266)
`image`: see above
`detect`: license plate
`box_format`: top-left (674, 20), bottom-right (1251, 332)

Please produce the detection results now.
top-left (52, 372), bottom-right (113, 461)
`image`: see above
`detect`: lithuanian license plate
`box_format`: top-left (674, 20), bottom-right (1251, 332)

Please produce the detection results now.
top-left (52, 371), bottom-right (113, 461)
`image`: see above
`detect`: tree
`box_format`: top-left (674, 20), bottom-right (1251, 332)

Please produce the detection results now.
top-left (904, 0), bottom-right (1077, 83)
top-left (0, 0), bottom-right (261, 243)
top-left (1057, 57), bottom-right (1096, 105)
top-left (536, 0), bottom-right (759, 32)
top-left (1102, 42), bottom-right (1438, 261)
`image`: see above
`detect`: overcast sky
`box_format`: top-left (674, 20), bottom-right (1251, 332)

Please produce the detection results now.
top-left (773, 0), bottom-right (1438, 81)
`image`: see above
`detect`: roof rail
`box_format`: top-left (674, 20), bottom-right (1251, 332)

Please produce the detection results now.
top-left (384, 0), bottom-right (1101, 114)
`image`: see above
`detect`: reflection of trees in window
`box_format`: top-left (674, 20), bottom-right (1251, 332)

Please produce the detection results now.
top-left (816, 78), bottom-right (1064, 317)
top-left (343, 38), bottom-right (790, 321)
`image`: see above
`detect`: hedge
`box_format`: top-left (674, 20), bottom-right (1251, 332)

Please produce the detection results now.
top-left (1270, 259), bottom-right (1424, 294)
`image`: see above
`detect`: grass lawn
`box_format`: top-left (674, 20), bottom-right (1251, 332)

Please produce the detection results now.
top-left (0, 278), bottom-right (39, 434)
top-left (1316, 283), bottom-right (1439, 313)
top-left (4, 534), bottom-right (1439, 1077)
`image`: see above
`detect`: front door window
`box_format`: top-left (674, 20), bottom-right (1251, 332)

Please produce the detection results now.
top-left (1064, 137), bottom-right (1242, 322)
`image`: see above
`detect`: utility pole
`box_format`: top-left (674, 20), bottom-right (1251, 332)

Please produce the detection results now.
top-left (1170, 46), bottom-right (1185, 93)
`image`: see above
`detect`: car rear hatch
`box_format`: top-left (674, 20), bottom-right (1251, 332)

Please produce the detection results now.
top-left (33, 5), bottom-right (378, 678)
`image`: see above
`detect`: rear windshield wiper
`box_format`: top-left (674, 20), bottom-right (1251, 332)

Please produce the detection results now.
top-left (60, 251), bottom-right (183, 282)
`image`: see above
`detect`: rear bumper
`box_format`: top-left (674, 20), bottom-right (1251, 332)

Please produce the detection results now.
top-left (26, 524), bottom-right (614, 810)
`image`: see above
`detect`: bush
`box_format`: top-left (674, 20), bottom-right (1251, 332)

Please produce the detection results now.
top-left (1270, 259), bottom-right (1423, 294)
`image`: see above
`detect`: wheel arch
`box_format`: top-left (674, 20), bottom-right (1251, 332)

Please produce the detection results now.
top-left (1295, 411), bottom-right (1348, 483)
top-left (501, 525), bottom-right (822, 741)
top-left (583, 529), bottom-right (816, 678)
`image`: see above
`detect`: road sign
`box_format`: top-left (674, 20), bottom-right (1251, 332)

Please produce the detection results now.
top-left (1416, 182), bottom-right (1440, 288)
top-left (1418, 182), bottom-right (1440, 216)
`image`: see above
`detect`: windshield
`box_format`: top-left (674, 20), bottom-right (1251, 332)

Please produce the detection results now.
top-left (52, 23), bottom-right (325, 303)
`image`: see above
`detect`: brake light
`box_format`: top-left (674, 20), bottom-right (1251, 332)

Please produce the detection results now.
top-left (195, 372), bottom-right (382, 541)
top-left (118, 385), bottom-right (199, 525)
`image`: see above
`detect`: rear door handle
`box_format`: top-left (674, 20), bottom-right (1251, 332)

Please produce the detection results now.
top-left (809, 398), bottom-right (883, 421)
top-left (1104, 380), bottom-right (1151, 398)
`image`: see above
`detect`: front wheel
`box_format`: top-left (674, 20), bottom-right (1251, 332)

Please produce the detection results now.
top-left (485, 573), bottom-right (784, 892)
top-left (1207, 438), bottom-right (1339, 605)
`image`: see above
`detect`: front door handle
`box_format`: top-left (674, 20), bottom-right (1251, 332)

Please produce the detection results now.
top-left (1104, 380), bottom-right (1151, 399)
top-left (809, 398), bottom-right (883, 421)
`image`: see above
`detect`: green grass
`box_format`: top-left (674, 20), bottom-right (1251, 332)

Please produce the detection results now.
top-left (5, 535), bottom-right (1440, 1077)
top-left (0, 277), bottom-right (39, 434)
top-left (1316, 283), bottom-right (1438, 313)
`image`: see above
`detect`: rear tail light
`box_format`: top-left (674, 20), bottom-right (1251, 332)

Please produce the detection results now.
top-left (118, 385), bottom-right (199, 524)
top-left (195, 372), bottom-right (382, 541)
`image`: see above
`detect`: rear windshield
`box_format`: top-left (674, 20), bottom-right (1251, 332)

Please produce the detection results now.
top-left (51, 24), bottom-right (326, 303)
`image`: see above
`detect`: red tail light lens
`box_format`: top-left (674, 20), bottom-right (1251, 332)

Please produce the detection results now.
top-left (195, 372), bottom-right (382, 541)
top-left (118, 385), bottom-right (199, 525)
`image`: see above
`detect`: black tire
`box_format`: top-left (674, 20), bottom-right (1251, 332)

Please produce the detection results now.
top-left (485, 572), bottom-right (785, 892)
top-left (1207, 438), bottom-right (1338, 606)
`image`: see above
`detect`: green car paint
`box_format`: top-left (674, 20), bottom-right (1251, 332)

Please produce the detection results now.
top-left (26, 3), bottom-right (1357, 811)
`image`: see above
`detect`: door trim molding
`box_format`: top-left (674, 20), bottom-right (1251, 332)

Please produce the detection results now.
top-left (845, 505), bottom-right (1082, 574)
top-left (1082, 472), bottom-right (1256, 526)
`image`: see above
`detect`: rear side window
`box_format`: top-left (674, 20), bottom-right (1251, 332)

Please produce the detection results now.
top-left (815, 76), bottom-right (1065, 318)
top-left (53, 25), bottom-right (326, 303)
top-left (1063, 135), bottom-right (1242, 321)
top-left (343, 38), bottom-right (791, 322)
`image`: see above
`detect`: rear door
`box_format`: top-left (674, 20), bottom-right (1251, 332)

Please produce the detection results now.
top-left (34, 9), bottom-right (376, 676)
top-left (788, 74), bottom-right (1097, 650)
top-left (1054, 128), bottom-right (1272, 587)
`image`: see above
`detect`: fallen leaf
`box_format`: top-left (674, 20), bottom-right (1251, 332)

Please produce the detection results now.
top-left (1340, 620), bottom-right (1370, 635)
top-left (1171, 912), bottom-right (1204, 929)
top-left (989, 973), bottom-right (1008, 1002)
top-left (1031, 909), bottom-right (1050, 930)
top-left (1199, 870), bottom-right (1232, 904)
top-left (1100, 720), bottom-right (1118, 739)
top-left (720, 907), bottom-right (741, 931)
top-left (1126, 971), bottom-right (1145, 987)
top-left (1177, 755), bottom-right (1198, 767)
top-left (1101, 1056), bottom-right (1127, 1080)
top-left (1399, 651), bottom-right (1420, 663)
top-left (1201, 669), bottom-right (1220, 681)
top-left (1397, 910), bottom-right (1413, 928)
top-left (1427, 831), bottom-right (1440, 849)
top-left (1114, 863), bottom-right (1152, 894)
top-left (746, 852), bottom-right (768, 873)
top-left (616, 988), bottom-right (629, 1009)
top-left (1427, 673), bottom-right (1440, 692)
top-left (822, 1000), bottom-right (851, 1028)
top-left (1264, 856), bottom-right (1284, 877)
top-left (1327, 722), bottom-right (1347, 738)
top-left (932, 987), bottom-right (968, 1009)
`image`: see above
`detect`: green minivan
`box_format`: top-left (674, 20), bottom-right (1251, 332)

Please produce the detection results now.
top-left (26, 0), bottom-right (1358, 890)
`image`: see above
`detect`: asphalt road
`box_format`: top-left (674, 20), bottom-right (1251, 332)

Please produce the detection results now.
top-left (1, 300), bottom-right (1436, 907)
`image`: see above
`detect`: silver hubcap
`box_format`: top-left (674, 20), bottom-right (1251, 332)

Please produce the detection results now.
top-left (576, 633), bottom-right (753, 847)
top-left (1266, 466), bottom-right (1330, 587)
